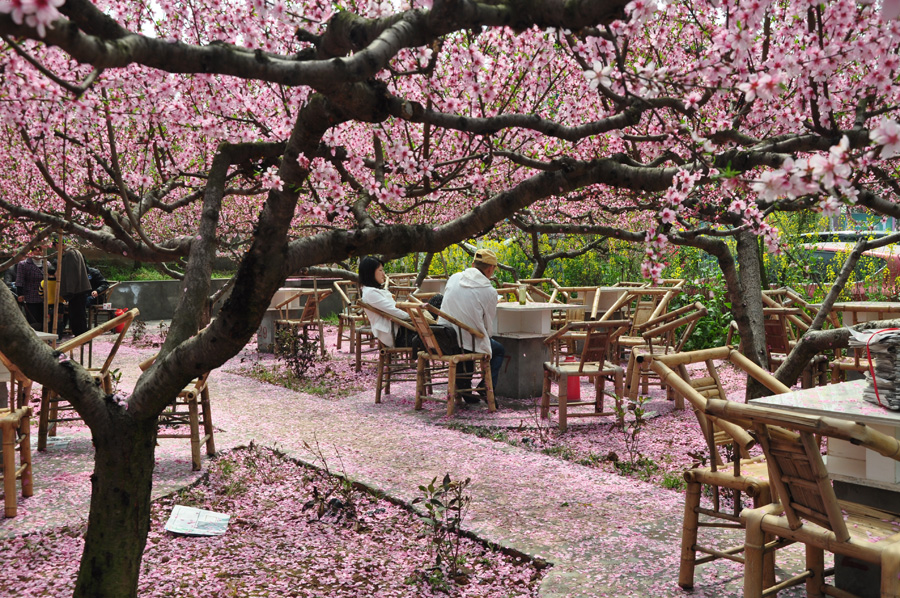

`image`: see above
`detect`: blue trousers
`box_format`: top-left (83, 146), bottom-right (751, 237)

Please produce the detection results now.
top-left (457, 338), bottom-right (505, 391)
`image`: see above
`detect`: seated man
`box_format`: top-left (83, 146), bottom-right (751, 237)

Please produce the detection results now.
top-left (86, 265), bottom-right (111, 307)
top-left (438, 249), bottom-right (505, 403)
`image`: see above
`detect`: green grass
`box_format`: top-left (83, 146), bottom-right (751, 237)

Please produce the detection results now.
top-left (99, 262), bottom-right (236, 281)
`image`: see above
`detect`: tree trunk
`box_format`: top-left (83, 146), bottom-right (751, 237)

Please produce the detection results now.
top-left (74, 415), bottom-right (159, 598)
top-left (733, 229), bottom-right (771, 399)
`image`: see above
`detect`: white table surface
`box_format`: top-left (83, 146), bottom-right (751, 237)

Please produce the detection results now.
top-left (751, 380), bottom-right (900, 488)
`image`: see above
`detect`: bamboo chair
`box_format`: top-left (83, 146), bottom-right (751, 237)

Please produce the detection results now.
top-left (599, 286), bottom-right (683, 359)
top-left (705, 399), bottom-right (900, 598)
top-left (649, 347), bottom-right (793, 592)
top-left (38, 308), bottom-right (139, 451)
top-left (357, 300), bottom-right (418, 404)
top-left (399, 302), bottom-right (496, 416)
top-left (0, 405), bottom-right (33, 517)
top-left (541, 320), bottom-right (629, 432)
top-left (333, 280), bottom-right (367, 353)
top-left (273, 289), bottom-right (332, 358)
top-left (624, 301), bottom-right (709, 404)
top-left (763, 307), bottom-right (829, 388)
top-left (139, 354), bottom-right (216, 471)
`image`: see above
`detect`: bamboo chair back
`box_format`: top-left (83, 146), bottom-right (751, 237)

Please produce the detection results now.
top-left (404, 303), bottom-right (445, 358)
top-left (516, 278), bottom-right (562, 303)
top-left (642, 302), bottom-right (708, 355)
top-left (544, 320), bottom-right (629, 369)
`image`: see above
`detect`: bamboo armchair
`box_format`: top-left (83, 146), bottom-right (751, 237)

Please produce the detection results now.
top-left (357, 300), bottom-right (418, 404)
top-left (38, 308), bottom-right (139, 451)
top-left (624, 301), bottom-right (709, 404)
top-left (399, 302), bottom-right (496, 416)
top-left (139, 354), bottom-right (216, 471)
top-left (273, 288), bottom-right (332, 358)
top-left (598, 286), bottom-right (683, 359)
top-left (705, 399), bottom-right (900, 598)
top-left (0, 405), bottom-right (33, 517)
top-left (541, 320), bottom-right (629, 432)
top-left (649, 347), bottom-right (793, 592)
top-left (333, 280), bottom-right (367, 353)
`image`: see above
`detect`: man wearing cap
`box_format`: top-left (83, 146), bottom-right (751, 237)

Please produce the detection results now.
top-left (438, 249), bottom-right (506, 403)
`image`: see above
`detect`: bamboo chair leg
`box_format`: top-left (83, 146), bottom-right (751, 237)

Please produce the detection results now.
top-left (48, 391), bottom-right (59, 438)
top-left (336, 318), bottom-right (345, 351)
top-left (2, 422), bottom-right (16, 517)
top-left (188, 397), bottom-right (202, 471)
top-left (558, 373), bottom-right (568, 432)
top-left (595, 374), bottom-right (606, 413)
top-left (446, 362), bottom-right (457, 416)
top-left (201, 386), bottom-right (215, 457)
top-left (882, 543), bottom-right (900, 598)
top-left (37, 388), bottom-right (50, 452)
top-left (375, 349), bottom-right (386, 404)
top-left (20, 414), bottom-right (33, 499)
top-left (742, 508), bottom-right (768, 598)
top-left (540, 370), bottom-right (551, 420)
top-left (482, 357), bottom-right (496, 412)
top-left (805, 545), bottom-right (825, 598)
top-left (415, 356), bottom-right (425, 411)
top-left (626, 352), bottom-right (640, 401)
top-left (678, 479), bottom-right (702, 589)
top-left (355, 334), bottom-right (362, 372)
top-left (317, 322), bottom-right (325, 358)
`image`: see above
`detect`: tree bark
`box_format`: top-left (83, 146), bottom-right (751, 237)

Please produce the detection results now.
top-left (74, 416), bottom-right (158, 598)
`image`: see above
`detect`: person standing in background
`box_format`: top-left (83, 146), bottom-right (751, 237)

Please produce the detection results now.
top-left (55, 240), bottom-right (92, 337)
top-left (15, 246), bottom-right (47, 330)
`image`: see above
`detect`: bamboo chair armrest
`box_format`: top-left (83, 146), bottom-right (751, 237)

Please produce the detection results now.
top-left (641, 304), bottom-right (708, 340)
top-left (57, 308), bottom-right (139, 353)
top-left (332, 281), bottom-right (353, 305)
top-left (357, 300), bottom-right (417, 332)
top-left (422, 303), bottom-right (484, 338)
top-left (273, 292), bottom-right (305, 311)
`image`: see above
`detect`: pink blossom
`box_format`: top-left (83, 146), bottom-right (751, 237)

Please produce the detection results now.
top-left (870, 118), bottom-right (900, 158)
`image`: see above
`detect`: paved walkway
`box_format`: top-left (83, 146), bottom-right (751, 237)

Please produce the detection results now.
top-left (1, 336), bottom-right (808, 597)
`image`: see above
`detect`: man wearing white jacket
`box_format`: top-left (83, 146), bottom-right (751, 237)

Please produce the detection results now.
top-left (438, 249), bottom-right (506, 403)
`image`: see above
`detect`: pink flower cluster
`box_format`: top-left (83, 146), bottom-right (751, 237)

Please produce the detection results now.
top-left (0, 0), bottom-right (64, 37)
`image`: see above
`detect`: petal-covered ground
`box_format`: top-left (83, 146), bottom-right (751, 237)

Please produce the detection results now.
top-left (0, 323), bottom-right (815, 597)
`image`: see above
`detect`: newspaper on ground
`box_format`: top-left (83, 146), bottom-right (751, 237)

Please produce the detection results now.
top-left (164, 505), bottom-right (231, 536)
top-left (847, 328), bottom-right (900, 410)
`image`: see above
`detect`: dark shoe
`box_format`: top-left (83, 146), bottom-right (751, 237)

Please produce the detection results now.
top-left (460, 391), bottom-right (480, 404)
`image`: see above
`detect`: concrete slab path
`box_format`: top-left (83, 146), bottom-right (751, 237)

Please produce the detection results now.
top-left (1, 334), bottom-right (808, 597)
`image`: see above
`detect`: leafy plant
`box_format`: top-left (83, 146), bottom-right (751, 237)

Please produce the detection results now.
top-left (614, 394), bottom-right (650, 469)
top-left (301, 436), bottom-right (358, 526)
top-left (130, 318), bottom-right (147, 343)
top-left (412, 474), bottom-right (472, 582)
top-left (275, 326), bottom-right (319, 380)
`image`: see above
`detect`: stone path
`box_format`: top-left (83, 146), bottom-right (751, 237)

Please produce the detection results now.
top-left (0, 334), bottom-right (809, 597)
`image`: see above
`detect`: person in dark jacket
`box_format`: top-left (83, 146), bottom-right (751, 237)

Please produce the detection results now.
top-left (53, 240), bottom-right (91, 337)
top-left (15, 247), bottom-right (48, 330)
top-left (86, 265), bottom-right (110, 307)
